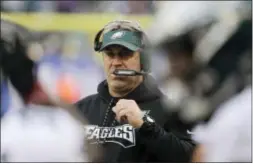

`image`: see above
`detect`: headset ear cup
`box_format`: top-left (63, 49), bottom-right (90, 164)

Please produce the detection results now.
top-left (94, 28), bottom-right (104, 51)
top-left (95, 42), bottom-right (102, 52)
top-left (140, 32), bottom-right (150, 72)
top-left (140, 51), bottom-right (150, 72)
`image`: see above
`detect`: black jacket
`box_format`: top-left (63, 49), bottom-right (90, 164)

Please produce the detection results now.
top-left (76, 75), bottom-right (195, 162)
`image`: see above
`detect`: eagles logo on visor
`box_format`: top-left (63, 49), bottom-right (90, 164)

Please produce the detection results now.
top-left (111, 31), bottom-right (125, 40)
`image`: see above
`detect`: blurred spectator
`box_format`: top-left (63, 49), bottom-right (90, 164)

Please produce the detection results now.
top-left (1, 1), bottom-right (155, 14)
top-left (42, 33), bottom-right (63, 56)
top-left (37, 31), bottom-right (104, 101)
top-left (26, 1), bottom-right (57, 12)
top-left (56, 1), bottom-right (77, 13)
top-left (127, 1), bottom-right (152, 14)
top-left (1, 1), bottom-right (26, 12)
top-left (97, 1), bottom-right (129, 14)
top-left (65, 1), bottom-right (98, 13)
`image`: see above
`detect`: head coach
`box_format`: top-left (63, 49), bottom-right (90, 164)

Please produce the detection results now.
top-left (76, 20), bottom-right (194, 162)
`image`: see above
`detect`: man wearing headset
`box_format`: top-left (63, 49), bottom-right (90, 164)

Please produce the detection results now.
top-left (76, 20), bottom-right (194, 162)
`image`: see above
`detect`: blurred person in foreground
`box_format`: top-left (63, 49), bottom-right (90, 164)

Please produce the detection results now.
top-left (76, 20), bottom-right (194, 162)
top-left (0, 20), bottom-right (93, 162)
top-left (0, 19), bottom-right (35, 117)
top-left (148, 1), bottom-right (251, 162)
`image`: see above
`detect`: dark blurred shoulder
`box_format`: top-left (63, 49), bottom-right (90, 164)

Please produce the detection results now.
top-left (75, 94), bottom-right (99, 115)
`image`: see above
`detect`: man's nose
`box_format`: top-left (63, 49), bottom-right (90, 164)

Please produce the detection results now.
top-left (112, 55), bottom-right (123, 66)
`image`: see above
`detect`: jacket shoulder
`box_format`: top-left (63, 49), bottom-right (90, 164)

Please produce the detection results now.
top-left (75, 94), bottom-right (99, 115)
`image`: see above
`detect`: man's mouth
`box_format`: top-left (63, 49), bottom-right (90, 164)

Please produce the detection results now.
top-left (110, 68), bottom-right (133, 78)
top-left (110, 70), bottom-right (126, 79)
top-left (111, 73), bottom-right (123, 79)
top-left (110, 69), bottom-right (123, 75)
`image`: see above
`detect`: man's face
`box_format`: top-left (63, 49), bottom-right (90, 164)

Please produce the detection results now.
top-left (102, 45), bottom-right (142, 93)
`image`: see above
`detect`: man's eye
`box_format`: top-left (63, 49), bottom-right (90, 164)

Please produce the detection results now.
top-left (119, 50), bottom-right (134, 58)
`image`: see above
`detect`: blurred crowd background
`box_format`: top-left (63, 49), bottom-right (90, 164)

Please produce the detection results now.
top-left (1, 0), bottom-right (251, 117)
top-left (1, 1), bottom-right (155, 13)
top-left (1, 1), bottom-right (157, 108)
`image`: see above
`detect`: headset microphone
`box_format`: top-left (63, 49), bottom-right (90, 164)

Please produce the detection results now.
top-left (113, 69), bottom-right (147, 76)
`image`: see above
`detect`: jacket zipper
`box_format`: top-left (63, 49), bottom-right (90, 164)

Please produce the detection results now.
top-left (98, 98), bottom-right (117, 144)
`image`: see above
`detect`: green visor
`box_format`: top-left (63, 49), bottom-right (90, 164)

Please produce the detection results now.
top-left (99, 30), bottom-right (143, 51)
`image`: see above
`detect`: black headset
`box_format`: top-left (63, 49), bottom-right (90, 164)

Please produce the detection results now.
top-left (93, 20), bottom-right (150, 72)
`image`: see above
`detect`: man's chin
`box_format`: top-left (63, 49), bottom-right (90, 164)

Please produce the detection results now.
top-left (110, 80), bottom-right (129, 89)
top-left (111, 80), bottom-right (126, 86)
